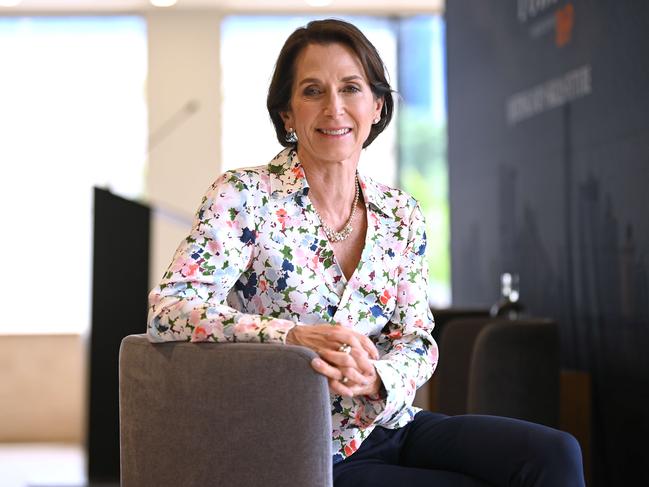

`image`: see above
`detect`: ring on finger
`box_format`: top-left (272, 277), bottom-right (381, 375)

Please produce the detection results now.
top-left (338, 343), bottom-right (352, 354)
top-left (340, 375), bottom-right (349, 384)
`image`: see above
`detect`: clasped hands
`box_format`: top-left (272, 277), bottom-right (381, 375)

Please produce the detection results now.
top-left (286, 324), bottom-right (382, 398)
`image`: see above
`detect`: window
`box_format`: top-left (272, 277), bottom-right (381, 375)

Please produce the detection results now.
top-left (397, 16), bottom-right (450, 306)
top-left (0, 16), bottom-right (147, 333)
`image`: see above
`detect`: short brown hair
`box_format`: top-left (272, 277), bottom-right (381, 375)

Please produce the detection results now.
top-left (267, 18), bottom-right (394, 149)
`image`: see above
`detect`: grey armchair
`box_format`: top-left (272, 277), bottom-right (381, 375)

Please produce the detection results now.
top-left (436, 318), bottom-right (560, 427)
top-left (467, 319), bottom-right (560, 426)
top-left (119, 334), bottom-right (333, 487)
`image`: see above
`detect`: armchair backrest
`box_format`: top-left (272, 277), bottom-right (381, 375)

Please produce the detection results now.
top-left (436, 318), bottom-right (560, 427)
top-left (467, 319), bottom-right (560, 426)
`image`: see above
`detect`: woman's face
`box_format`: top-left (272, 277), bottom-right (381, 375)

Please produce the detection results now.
top-left (281, 42), bottom-right (383, 168)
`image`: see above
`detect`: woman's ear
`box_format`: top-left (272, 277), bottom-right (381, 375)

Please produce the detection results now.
top-left (280, 111), bottom-right (294, 131)
top-left (374, 97), bottom-right (384, 120)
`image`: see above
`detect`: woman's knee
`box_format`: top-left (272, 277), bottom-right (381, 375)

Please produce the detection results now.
top-left (543, 429), bottom-right (582, 466)
top-left (522, 428), bottom-right (585, 487)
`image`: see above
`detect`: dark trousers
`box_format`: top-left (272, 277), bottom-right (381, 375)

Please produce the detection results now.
top-left (333, 411), bottom-right (585, 487)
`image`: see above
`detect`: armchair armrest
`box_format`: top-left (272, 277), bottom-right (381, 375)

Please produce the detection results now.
top-left (119, 334), bottom-right (332, 487)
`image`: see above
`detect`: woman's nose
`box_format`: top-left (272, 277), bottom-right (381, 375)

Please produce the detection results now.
top-left (323, 91), bottom-right (344, 117)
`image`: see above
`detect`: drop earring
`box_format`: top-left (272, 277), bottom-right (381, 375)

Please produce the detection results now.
top-left (285, 128), bottom-right (298, 143)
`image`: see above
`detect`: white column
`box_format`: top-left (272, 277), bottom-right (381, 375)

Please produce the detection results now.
top-left (145, 10), bottom-right (223, 286)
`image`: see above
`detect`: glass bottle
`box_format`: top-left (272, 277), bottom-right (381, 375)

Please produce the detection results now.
top-left (489, 272), bottom-right (524, 319)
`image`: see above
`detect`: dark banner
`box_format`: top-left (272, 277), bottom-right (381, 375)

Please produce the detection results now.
top-left (446, 1), bottom-right (649, 485)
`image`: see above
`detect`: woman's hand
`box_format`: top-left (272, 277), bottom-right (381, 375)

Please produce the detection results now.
top-left (286, 324), bottom-right (382, 397)
top-left (311, 355), bottom-right (383, 397)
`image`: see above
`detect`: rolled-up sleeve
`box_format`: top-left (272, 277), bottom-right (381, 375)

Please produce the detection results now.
top-left (147, 172), bottom-right (295, 344)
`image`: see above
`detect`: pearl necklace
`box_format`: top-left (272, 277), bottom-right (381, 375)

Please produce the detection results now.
top-left (312, 175), bottom-right (360, 242)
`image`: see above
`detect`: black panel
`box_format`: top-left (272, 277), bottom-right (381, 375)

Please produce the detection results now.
top-left (447, 2), bottom-right (649, 485)
top-left (88, 188), bottom-right (150, 482)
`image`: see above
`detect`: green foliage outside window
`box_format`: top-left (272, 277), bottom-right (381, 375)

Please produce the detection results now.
top-left (399, 106), bottom-right (450, 304)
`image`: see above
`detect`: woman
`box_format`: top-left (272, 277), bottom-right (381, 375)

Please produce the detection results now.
top-left (148, 19), bottom-right (585, 487)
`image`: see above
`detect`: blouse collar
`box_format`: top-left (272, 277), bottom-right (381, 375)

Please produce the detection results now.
top-left (268, 147), bottom-right (391, 218)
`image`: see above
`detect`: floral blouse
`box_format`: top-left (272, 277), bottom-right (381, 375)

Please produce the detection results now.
top-left (147, 147), bottom-right (439, 463)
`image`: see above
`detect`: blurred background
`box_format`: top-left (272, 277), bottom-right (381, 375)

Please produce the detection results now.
top-left (1, 1), bottom-right (648, 486)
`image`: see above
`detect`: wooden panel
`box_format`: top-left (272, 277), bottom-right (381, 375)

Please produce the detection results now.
top-left (560, 370), bottom-right (591, 486)
top-left (0, 334), bottom-right (85, 442)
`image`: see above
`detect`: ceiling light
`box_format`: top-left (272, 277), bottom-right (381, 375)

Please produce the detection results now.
top-left (150, 0), bottom-right (178, 7)
top-left (305, 0), bottom-right (334, 6)
top-left (0, 0), bottom-right (23, 7)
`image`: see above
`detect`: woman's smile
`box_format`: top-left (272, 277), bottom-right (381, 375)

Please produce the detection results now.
top-left (317, 127), bottom-right (352, 137)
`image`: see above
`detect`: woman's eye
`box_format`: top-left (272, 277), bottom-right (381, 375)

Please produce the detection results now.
top-left (343, 85), bottom-right (361, 93)
top-left (303, 86), bottom-right (321, 96)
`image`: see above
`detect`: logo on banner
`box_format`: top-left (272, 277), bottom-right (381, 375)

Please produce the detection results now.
top-left (518, 0), bottom-right (575, 48)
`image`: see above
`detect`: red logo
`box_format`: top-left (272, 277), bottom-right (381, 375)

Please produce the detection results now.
top-left (555, 3), bottom-right (574, 47)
